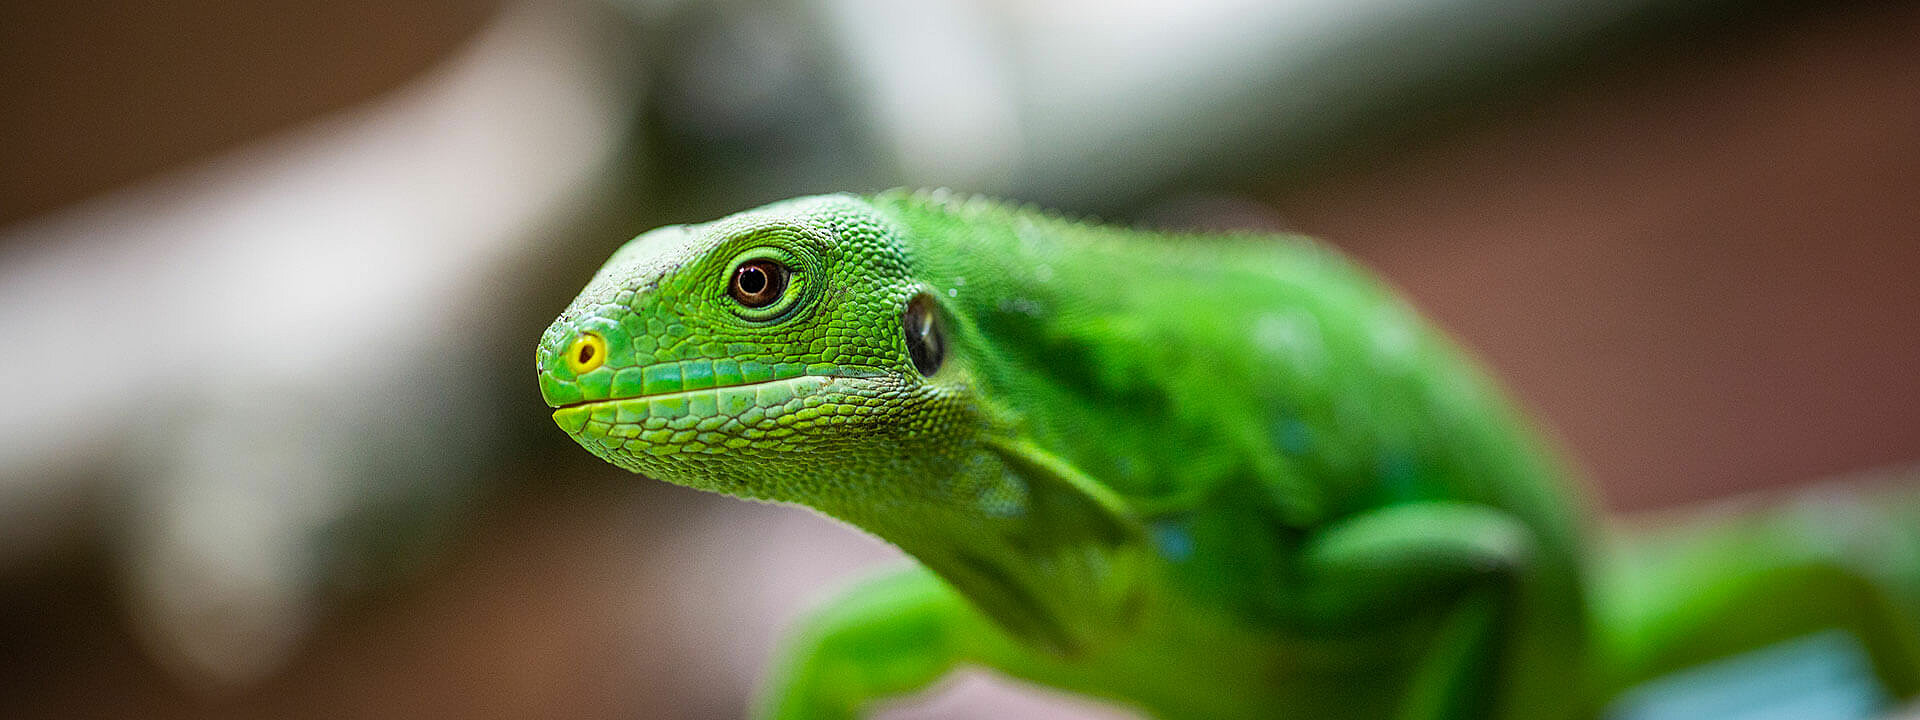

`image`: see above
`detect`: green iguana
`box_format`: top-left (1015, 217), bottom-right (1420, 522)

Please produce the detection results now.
top-left (536, 190), bottom-right (1920, 719)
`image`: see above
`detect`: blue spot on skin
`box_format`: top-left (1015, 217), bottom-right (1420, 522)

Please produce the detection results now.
top-left (1151, 519), bottom-right (1195, 562)
top-left (977, 470), bottom-right (1029, 518)
top-left (1274, 418), bottom-right (1312, 455)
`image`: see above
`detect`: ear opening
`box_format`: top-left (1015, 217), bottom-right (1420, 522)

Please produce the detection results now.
top-left (904, 293), bottom-right (946, 377)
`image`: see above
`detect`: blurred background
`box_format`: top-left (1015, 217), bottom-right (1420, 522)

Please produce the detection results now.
top-left (1, 0), bottom-right (1916, 717)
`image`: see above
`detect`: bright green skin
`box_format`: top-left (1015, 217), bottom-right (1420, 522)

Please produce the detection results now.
top-left (537, 191), bottom-right (1920, 719)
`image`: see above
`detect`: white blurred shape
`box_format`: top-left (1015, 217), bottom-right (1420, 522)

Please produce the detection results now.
top-left (0, 0), bottom-right (633, 684)
top-left (816, 0), bottom-right (1021, 191)
top-left (784, 0), bottom-right (1671, 202)
top-left (126, 385), bottom-right (347, 684)
top-left (999, 0), bottom-right (1644, 200)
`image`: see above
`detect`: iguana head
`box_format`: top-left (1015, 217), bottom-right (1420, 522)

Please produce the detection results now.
top-left (538, 193), bottom-right (1146, 652)
top-left (537, 194), bottom-right (968, 507)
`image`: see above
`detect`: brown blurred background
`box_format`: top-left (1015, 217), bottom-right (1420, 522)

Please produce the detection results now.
top-left (1, 1), bottom-right (1915, 718)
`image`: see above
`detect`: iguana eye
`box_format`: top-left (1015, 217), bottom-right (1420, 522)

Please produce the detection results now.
top-left (904, 294), bottom-right (944, 376)
top-left (730, 259), bottom-right (789, 308)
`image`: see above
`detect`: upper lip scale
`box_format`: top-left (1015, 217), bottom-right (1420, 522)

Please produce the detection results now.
top-left (546, 369), bottom-right (885, 411)
top-left (548, 376), bottom-right (793, 411)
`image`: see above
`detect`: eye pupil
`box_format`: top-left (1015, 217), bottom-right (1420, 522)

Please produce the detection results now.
top-left (729, 259), bottom-right (789, 309)
top-left (739, 267), bottom-right (766, 294)
top-left (577, 345), bottom-right (595, 363)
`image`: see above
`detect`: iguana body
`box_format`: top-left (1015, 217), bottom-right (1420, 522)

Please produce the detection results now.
top-left (536, 191), bottom-right (1920, 719)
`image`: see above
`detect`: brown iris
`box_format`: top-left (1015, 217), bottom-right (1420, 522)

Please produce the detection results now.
top-left (729, 259), bottom-right (789, 308)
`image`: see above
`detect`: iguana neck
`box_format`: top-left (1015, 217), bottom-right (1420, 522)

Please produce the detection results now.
top-left (819, 434), bottom-right (1155, 655)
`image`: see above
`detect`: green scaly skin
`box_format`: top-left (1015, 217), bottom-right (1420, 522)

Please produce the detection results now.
top-left (536, 191), bottom-right (1920, 719)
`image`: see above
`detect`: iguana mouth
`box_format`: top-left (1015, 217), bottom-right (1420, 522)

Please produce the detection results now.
top-left (549, 371), bottom-right (881, 436)
top-left (547, 357), bottom-right (834, 409)
top-left (550, 374), bottom-right (798, 411)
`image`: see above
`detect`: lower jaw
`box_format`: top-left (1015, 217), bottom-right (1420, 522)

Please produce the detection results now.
top-left (553, 373), bottom-right (851, 453)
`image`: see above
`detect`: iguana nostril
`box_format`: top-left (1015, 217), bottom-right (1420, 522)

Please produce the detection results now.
top-left (565, 332), bottom-right (607, 374)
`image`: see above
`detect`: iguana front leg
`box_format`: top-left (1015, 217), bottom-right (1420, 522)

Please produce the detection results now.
top-left (757, 566), bottom-right (993, 720)
top-left (1296, 502), bottom-right (1547, 720)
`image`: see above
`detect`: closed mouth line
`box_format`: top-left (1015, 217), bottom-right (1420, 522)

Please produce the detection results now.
top-left (554, 376), bottom-right (807, 410)
top-left (550, 370), bottom-right (879, 411)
